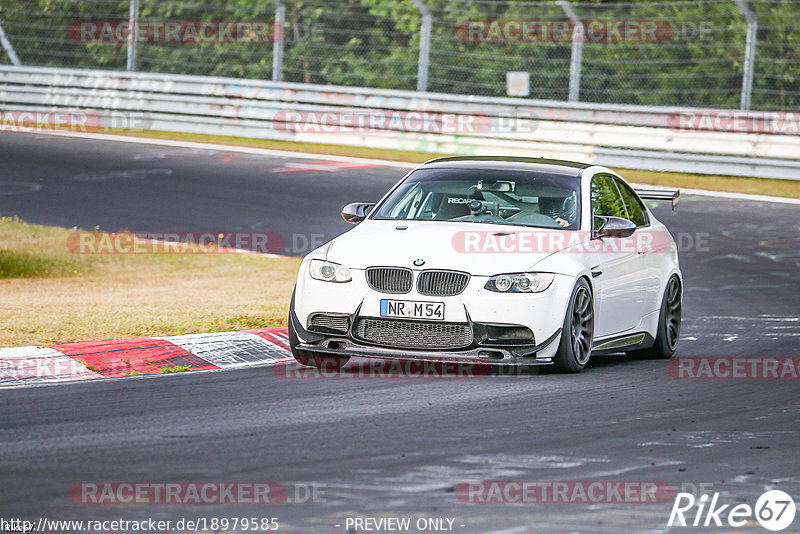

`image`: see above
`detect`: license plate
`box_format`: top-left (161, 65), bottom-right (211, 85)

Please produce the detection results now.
top-left (380, 299), bottom-right (444, 320)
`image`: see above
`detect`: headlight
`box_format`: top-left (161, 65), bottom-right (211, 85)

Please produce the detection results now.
top-left (485, 272), bottom-right (554, 293)
top-left (309, 259), bottom-right (352, 283)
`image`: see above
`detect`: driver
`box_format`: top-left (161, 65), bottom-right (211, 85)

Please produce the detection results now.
top-left (541, 195), bottom-right (577, 228)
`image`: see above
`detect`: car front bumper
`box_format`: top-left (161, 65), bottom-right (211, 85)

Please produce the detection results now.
top-left (291, 267), bottom-right (571, 365)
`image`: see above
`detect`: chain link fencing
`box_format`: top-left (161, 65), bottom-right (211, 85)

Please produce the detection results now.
top-left (0, 0), bottom-right (798, 110)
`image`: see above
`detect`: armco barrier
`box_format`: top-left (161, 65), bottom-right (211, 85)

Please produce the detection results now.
top-left (1, 65), bottom-right (799, 180)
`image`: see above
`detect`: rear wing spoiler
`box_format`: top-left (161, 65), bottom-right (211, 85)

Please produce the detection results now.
top-left (634, 188), bottom-right (680, 210)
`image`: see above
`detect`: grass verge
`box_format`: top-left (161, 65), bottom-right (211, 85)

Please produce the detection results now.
top-left (107, 129), bottom-right (800, 199)
top-left (0, 217), bottom-right (300, 347)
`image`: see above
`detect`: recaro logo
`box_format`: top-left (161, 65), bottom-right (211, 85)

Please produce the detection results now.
top-left (447, 197), bottom-right (470, 204)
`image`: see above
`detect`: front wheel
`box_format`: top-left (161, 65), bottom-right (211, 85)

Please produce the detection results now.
top-left (629, 276), bottom-right (681, 360)
top-left (288, 314), bottom-right (351, 369)
top-left (553, 278), bottom-right (594, 373)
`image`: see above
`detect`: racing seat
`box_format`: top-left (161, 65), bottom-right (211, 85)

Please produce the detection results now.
top-left (433, 194), bottom-right (471, 220)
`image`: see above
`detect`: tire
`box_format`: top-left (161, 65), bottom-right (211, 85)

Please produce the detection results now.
top-left (553, 278), bottom-right (594, 373)
top-left (629, 275), bottom-right (682, 360)
top-left (288, 309), bottom-right (351, 369)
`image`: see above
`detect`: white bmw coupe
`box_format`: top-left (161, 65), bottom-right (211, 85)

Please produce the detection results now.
top-left (289, 157), bottom-right (682, 373)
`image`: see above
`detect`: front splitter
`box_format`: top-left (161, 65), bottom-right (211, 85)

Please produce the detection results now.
top-left (295, 340), bottom-right (555, 367)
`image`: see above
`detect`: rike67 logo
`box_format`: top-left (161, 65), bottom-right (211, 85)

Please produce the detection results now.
top-left (668, 490), bottom-right (796, 531)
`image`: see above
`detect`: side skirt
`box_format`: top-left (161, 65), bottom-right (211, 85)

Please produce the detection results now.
top-left (591, 332), bottom-right (655, 355)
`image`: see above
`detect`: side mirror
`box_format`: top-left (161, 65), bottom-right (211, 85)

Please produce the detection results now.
top-left (593, 216), bottom-right (637, 239)
top-left (341, 202), bottom-right (375, 224)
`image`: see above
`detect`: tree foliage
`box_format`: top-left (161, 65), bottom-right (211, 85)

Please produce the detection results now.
top-left (0, 0), bottom-right (797, 109)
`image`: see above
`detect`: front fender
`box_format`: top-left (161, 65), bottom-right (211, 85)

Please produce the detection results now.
top-left (530, 249), bottom-right (594, 285)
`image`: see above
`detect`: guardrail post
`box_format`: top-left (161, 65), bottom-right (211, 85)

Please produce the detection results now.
top-left (272, 0), bottom-right (285, 81)
top-left (0, 22), bottom-right (21, 66)
top-left (411, 0), bottom-right (431, 92)
top-left (126, 0), bottom-right (139, 71)
top-left (733, 0), bottom-right (757, 110)
top-left (558, 1), bottom-right (583, 102)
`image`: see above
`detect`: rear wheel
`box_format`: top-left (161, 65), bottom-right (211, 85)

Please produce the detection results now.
top-left (553, 279), bottom-right (594, 373)
top-left (630, 275), bottom-right (681, 360)
top-left (288, 312), bottom-right (351, 369)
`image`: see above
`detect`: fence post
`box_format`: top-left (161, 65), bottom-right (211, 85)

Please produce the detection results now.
top-left (272, 0), bottom-right (285, 81)
top-left (733, 0), bottom-right (757, 110)
top-left (411, 0), bottom-right (431, 92)
top-left (126, 0), bottom-right (139, 71)
top-left (0, 22), bottom-right (21, 66)
top-left (558, 1), bottom-right (583, 102)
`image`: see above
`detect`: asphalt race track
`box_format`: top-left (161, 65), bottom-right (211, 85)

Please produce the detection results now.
top-left (1, 133), bottom-right (800, 532)
top-left (0, 133), bottom-right (404, 254)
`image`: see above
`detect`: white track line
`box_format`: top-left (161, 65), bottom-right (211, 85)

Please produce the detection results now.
top-left (35, 131), bottom-right (800, 205)
top-left (37, 130), bottom-right (417, 168)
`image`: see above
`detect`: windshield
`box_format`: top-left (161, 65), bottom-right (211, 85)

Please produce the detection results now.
top-left (372, 167), bottom-right (581, 230)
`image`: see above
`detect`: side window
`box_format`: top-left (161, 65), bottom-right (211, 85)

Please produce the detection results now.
top-left (591, 175), bottom-right (627, 229)
top-left (614, 179), bottom-right (649, 227)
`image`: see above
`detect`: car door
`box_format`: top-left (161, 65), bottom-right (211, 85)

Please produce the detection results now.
top-left (590, 174), bottom-right (644, 337)
top-left (613, 177), bottom-right (663, 317)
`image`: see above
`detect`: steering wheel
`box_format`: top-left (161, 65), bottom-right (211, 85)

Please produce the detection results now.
top-left (556, 195), bottom-right (577, 223)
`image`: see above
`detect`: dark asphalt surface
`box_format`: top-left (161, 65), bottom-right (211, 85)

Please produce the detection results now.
top-left (1, 133), bottom-right (800, 533)
top-left (0, 133), bottom-right (404, 254)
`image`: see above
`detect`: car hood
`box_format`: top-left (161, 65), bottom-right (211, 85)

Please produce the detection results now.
top-left (324, 219), bottom-right (576, 275)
